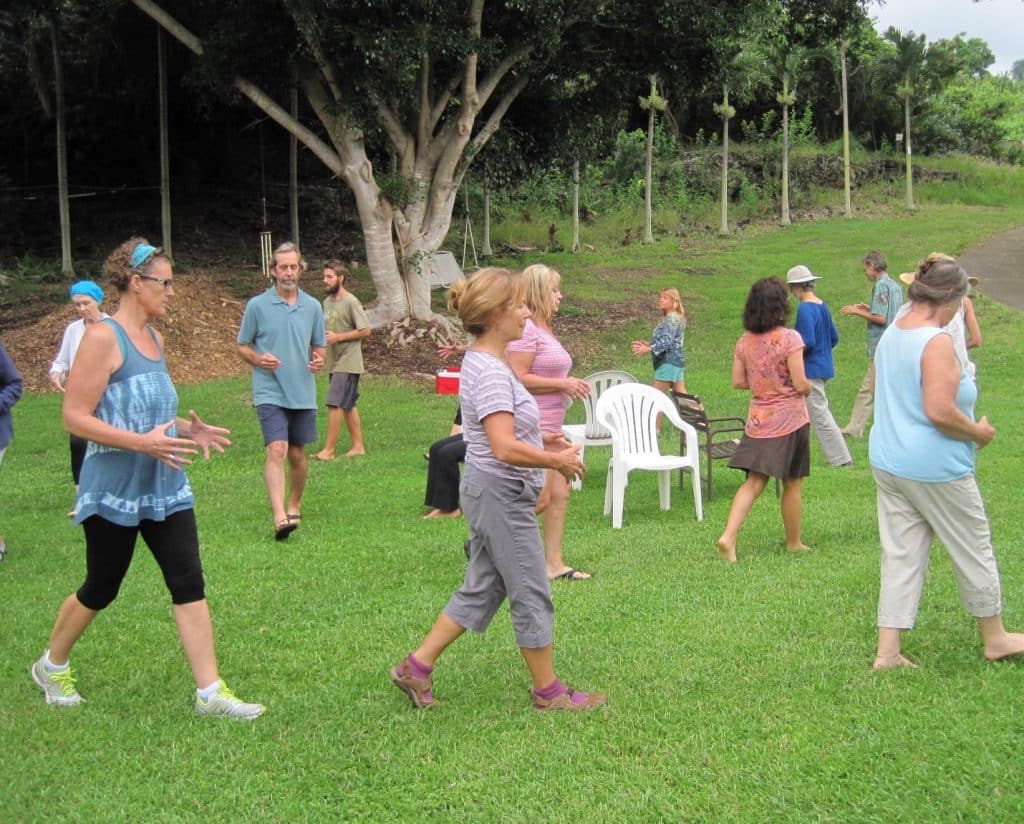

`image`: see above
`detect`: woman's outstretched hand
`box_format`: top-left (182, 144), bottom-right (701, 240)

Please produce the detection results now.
top-left (186, 410), bottom-right (232, 459)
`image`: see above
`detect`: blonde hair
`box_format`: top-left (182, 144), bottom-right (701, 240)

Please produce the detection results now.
top-left (660, 287), bottom-right (686, 322)
top-left (521, 264), bottom-right (561, 326)
top-left (448, 268), bottom-right (525, 336)
top-left (103, 237), bottom-right (170, 291)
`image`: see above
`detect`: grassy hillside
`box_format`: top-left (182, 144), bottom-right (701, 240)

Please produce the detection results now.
top-left (2, 157), bottom-right (1024, 822)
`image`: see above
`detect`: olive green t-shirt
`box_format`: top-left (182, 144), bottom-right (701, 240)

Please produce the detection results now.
top-left (323, 291), bottom-right (370, 374)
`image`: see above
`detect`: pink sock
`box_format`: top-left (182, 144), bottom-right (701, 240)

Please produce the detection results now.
top-left (533, 678), bottom-right (567, 700)
top-left (534, 678), bottom-right (593, 705)
top-left (406, 653), bottom-right (433, 679)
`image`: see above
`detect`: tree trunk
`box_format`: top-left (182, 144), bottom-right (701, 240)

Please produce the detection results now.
top-left (158, 26), bottom-right (173, 261)
top-left (289, 76), bottom-right (300, 246)
top-left (51, 22), bottom-right (74, 278)
top-left (481, 168), bottom-right (492, 256)
top-left (840, 43), bottom-right (852, 219)
top-left (780, 102), bottom-right (790, 226)
top-left (903, 96), bottom-right (915, 210)
top-left (719, 115), bottom-right (730, 236)
top-left (644, 107), bottom-right (654, 244)
top-left (571, 159), bottom-right (580, 253)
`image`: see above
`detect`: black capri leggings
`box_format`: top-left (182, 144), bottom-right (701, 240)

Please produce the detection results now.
top-left (76, 509), bottom-right (206, 610)
top-left (69, 435), bottom-right (88, 485)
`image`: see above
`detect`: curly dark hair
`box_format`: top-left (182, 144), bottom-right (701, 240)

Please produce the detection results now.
top-left (743, 277), bottom-right (790, 333)
top-left (103, 237), bottom-right (170, 291)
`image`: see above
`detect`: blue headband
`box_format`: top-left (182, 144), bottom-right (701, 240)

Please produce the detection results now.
top-left (130, 244), bottom-right (158, 271)
top-left (69, 280), bottom-right (104, 303)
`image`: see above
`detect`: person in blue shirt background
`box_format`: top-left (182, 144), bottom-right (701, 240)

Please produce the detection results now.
top-left (788, 265), bottom-right (852, 468)
top-left (0, 343), bottom-right (23, 561)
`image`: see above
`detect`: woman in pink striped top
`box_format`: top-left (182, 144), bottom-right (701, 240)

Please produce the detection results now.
top-left (508, 265), bottom-right (592, 581)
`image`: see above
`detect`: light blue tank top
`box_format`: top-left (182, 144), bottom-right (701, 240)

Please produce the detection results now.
top-left (75, 319), bottom-right (194, 526)
top-left (869, 324), bottom-right (976, 482)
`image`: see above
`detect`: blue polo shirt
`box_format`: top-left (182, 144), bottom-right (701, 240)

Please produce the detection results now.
top-left (238, 287), bottom-right (325, 410)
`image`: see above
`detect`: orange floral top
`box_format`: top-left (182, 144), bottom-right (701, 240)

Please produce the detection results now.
top-left (734, 327), bottom-right (809, 438)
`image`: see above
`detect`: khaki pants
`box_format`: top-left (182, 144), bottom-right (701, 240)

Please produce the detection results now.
top-left (873, 468), bottom-right (1002, 629)
top-left (806, 379), bottom-right (852, 466)
top-left (844, 360), bottom-right (875, 438)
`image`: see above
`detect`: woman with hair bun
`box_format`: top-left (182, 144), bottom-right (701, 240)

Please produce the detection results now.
top-left (31, 238), bottom-right (264, 718)
top-left (870, 257), bottom-right (1024, 669)
top-left (392, 267), bottom-right (605, 712)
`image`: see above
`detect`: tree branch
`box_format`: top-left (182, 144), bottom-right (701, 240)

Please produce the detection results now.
top-left (131, 0), bottom-right (203, 56)
top-left (131, 0), bottom-right (343, 176)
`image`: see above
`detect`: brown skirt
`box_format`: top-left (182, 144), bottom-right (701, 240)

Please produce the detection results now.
top-left (728, 423), bottom-right (810, 480)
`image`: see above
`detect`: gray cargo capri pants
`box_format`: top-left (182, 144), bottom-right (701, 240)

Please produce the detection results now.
top-left (443, 464), bottom-right (555, 649)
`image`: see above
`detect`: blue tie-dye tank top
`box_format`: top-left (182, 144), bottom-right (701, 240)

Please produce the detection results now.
top-left (75, 319), bottom-right (194, 526)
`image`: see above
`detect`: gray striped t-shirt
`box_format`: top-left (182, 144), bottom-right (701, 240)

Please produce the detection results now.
top-left (460, 349), bottom-right (545, 488)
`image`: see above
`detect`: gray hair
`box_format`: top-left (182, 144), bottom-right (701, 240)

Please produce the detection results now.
top-left (908, 259), bottom-right (968, 306)
top-left (862, 250), bottom-right (887, 272)
top-left (272, 241), bottom-right (307, 272)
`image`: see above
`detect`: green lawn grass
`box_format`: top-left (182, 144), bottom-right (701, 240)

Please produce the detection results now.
top-left (3, 169), bottom-right (1024, 821)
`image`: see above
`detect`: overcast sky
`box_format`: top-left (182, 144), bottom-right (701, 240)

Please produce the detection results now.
top-left (869, 0), bottom-right (1023, 75)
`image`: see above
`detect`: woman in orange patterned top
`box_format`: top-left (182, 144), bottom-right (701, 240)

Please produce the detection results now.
top-left (716, 277), bottom-right (811, 563)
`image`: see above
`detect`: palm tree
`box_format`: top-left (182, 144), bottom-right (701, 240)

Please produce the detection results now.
top-left (769, 44), bottom-right (811, 226)
top-left (639, 75), bottom-right (666, 244)
top-left (711, 46), bottom-right (767, 235)
top-left (871, 28), bottom-right (929, 210)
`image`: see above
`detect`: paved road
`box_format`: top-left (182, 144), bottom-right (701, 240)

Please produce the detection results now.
top-left (959, 226), bottom-right (1024, 311)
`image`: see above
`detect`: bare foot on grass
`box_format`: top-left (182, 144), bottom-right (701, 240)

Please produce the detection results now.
top-left (716, 537), bottom-right (737, 563)
top-left (423, 508), bottom-right (461, 520)
top-left (345, 448), bottom-right (366, 457)
top-left (984, 632), bottom-right (1024, 661)
top-left (787, 543), bottom-right (812, 553)
top-left (872, 654), bottom-right (918, 671)
top-left (314, 451), bottom-right (335, 461)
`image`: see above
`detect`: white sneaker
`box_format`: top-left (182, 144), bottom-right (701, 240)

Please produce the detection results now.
top-left (31, 655), bottom-right (84, 706)
top-left (194, 680), bottom-right (265, 720)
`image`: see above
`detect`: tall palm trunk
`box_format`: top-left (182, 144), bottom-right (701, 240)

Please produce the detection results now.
top-left (719, 100), bottom-right (731, 236)
top-left (571, 159), bottom-right (580, 253)
top-left (780, 101), bottom-right (790, 225)
top-left (840, 41), bottom-right (852, 218)
top-left (644, 105), bottom-right (655, 243)
top-left (903, 96), bottom-right (915, 210)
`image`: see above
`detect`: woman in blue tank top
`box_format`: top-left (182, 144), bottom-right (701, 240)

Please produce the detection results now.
top-left (869, 257), bottom-right (1024, 670)
top-left (30, 238), bottom-right (264, 718)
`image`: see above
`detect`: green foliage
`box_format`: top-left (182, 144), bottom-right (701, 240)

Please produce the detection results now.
top-left (918, 75), bottom-right (1024, 165)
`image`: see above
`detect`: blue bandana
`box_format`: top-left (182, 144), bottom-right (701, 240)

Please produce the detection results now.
top-left (69, 280), bottom-right (104, 303)
top-left (130, 244), bottom-right (158, 271)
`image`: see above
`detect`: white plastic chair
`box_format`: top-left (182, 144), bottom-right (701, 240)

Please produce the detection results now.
top-left (595, 383), bottom-right (703, 529)
top-left (561, 370), bottom-right (638, 491)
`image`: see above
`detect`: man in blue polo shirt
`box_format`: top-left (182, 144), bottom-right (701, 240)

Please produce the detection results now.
top-left (238, 242), bottom-right (326, 540)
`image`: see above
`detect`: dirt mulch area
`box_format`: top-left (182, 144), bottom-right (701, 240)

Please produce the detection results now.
top-left (1, 271), bottom-right (651, 394)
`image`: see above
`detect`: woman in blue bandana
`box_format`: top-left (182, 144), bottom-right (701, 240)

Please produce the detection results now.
top-left (49, 280), bottom-right (109, 516)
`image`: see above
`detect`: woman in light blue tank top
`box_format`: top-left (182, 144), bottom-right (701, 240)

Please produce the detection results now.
top-left (869, 257), bottom-right (1024, 670)
top-left (30, 238), bottom-right (265, 718)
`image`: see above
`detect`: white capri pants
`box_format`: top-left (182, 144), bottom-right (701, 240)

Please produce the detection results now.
top-left (873, 467), bottom-right (1002, 629)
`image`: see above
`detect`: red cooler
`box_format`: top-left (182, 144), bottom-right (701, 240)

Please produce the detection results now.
top-left (435, 366), bottom-right (461, 395)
